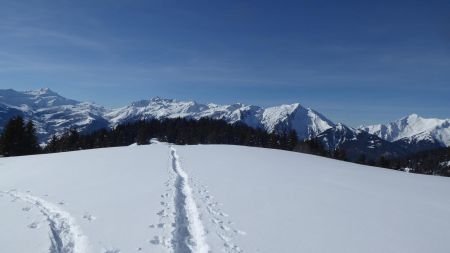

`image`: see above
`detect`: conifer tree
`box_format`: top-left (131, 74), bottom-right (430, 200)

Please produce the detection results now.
top-left (286, 130), bottom-right (298, 150)
top-left (0, 116), bottom-right (26, 156)
top-left (45, 135), bottom-right (59, 153)
top-left (356, 154), bottom-right (367, 164)
top-left (332, 148), bottom-right (348, 161)
top-left (136, 124), bottom-right (150, 145)
top-left (376, 155), bottom-right (391, 168)
top-left (0, 117), bottom-right (40, 156)
top-left (24, 120), bottom-right (40, 155)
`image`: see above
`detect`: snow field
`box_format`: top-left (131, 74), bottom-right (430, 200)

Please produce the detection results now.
top-left (1, 143), bottom-right (450, 253)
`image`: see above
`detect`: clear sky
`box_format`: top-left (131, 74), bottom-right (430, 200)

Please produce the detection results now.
top-left (0, 0), bottom-right (449, 126)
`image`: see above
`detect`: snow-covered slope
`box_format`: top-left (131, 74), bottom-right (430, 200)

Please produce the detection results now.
top-left (0, 88), bottom-right (109, 142)
top-left (1, 144), bottom-right (450, 252)
top-left (361, 114), bottom-right (450, 148)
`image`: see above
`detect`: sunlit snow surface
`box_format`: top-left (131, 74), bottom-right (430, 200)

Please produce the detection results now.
top-left (1, 144), bottom-right (450, 253)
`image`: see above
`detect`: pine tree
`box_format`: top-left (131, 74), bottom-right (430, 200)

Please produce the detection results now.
top-left (268, 133), bottom-right (279, 149)
top-left (286, 130), bottom-right (298, 150)
top-left (376, 155), bottom-right (391, 168)
top-left (0, 117), bottom-right (40, 156)
top-left (332, 148), bottom-right (348, 161)
top-left (68, 129), bottom-right (80, 150)
top-left (45, 135), bottom-right (59, 153)
top-left (136, 124), bottom-right (150, 145)
top-left (0, 117), bottom-right (25, 156)
top-left (24, 120), bottom-right (40, 155)
top-left (356, 154), bottom-right (367, 164)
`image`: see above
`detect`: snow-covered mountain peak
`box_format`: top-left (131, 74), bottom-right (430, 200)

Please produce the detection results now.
top-left (149, 96), bottom-right (176, 104)
top-left (397, 114), bottom-right (445, 129)
top-left (403, 113), bottom-right (419, 120)
top-left (261, 103), bottom-right (334, 139)
top-left (0, 89), bottom-right (108, 141)
top-left (24, 87), bottom-right (55, 96)
top-left (361, 114), bottom-right (450, 147)
top-left (130, 100), bottom-right (151, 107)
top-left (264, 103), bottom-right (308, 119)
top-left (0, 88), bottom-right (79, 109)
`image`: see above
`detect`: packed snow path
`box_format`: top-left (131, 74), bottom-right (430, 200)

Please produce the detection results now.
top-left (169, 146), bottom-right (209, 253)
top-left (1, 190), bottom-right (88, 253)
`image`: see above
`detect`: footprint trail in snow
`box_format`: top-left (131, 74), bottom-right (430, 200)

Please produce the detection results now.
top-left (1, 190), bottom-right (89, 253)
top-left (168, 146), bottom-right (210, 253)
top-left (150, 145), bottom-right (245, 253)
top-left (192, 179), bottom-right (246, 253)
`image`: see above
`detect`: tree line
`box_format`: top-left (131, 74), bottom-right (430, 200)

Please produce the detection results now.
top-left (43, 117), bottom-right (300, 152)
top-left (0, 116), bottom-right (305, 156)
top-left (391, 147), bottom-right (450, 176)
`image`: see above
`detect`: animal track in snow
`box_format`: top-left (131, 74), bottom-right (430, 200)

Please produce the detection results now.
top-left (27, 221), bottom-right (40, 229)
top-left (82, 213), bottom-right (96, 222)
top-left (103, 249), bottom-right (121, 253)
top-left (149, 235), bottom-right (162, 245)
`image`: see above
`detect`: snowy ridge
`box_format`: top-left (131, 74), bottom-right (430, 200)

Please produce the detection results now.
top-left (0, 89), bottom-right (334, 141)
top-left (107, 98), bottom-right (334, 140)
top-left (1, 88), bottom-right (449, 149)
top-left (315, 123), bottom-right (358, 150)
top-left (314, 123), bottom-right (408, 160)
top-left (361, 114), bottom-right (450, 147)
top-left (169, 146), bottom-right (209, 253)
top-left (1, 190), bottom-right (89, 253)
top-left (0, 88), bottom-right (108, 142)
top-left (0, 88), bottom-right (78, 109)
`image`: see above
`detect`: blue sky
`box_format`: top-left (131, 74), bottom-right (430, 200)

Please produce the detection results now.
top-left (0, 0), bottom-right (449, 126)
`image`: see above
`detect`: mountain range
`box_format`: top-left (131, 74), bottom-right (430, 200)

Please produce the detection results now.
top-left (0, 88), bottom-right (449, 160)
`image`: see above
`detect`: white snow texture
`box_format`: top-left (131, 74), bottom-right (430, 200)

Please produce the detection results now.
top-left (1, 143), bottom-right (450, 252)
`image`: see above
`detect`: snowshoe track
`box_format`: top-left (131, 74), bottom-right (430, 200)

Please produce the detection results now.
top-left (169, 146), bottom-right (209, 253)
